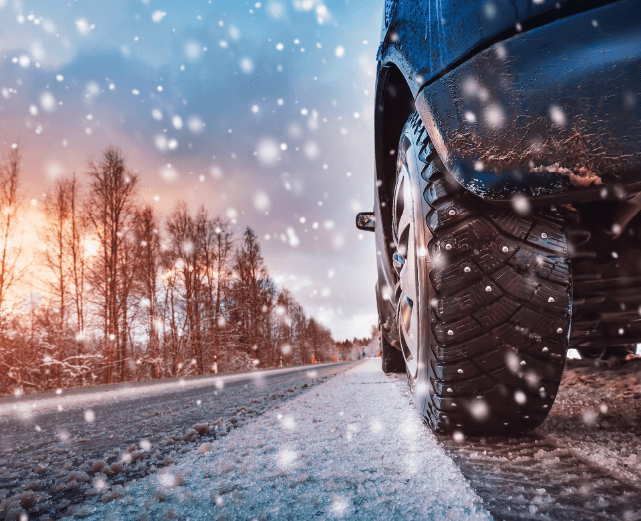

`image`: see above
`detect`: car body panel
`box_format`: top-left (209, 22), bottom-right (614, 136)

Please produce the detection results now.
top-left (379, 0), bottom-right (605, 95)
top-left (379, 0), bottom-right (641, 201)
top-left (415, 0), bottom-right (641, 201)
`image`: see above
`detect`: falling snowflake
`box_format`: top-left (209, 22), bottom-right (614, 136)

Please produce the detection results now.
top-left (253, 190), bottom-right (271, 211)
top-left (187, 115), bottom-right (205, 134)
top-left (40, 91), bottom-right (56, 112)
top-left (256, 138), bottom-right (280, 166)
top-left (240, 57), bottom-right (254, 74)
top-left (549, 105), bottom-right (567, 127)
top-left (75, 18), bottom-right (95, 36)
top-left (160, 164), bottom-right (178, 182)
top-left (184, 40), bottom-right (202, 61)
top-left (151, 10), bottom-right (166, 23)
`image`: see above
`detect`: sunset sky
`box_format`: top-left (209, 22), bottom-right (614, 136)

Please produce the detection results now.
top-left (0, 0), bottom-right (384, 340)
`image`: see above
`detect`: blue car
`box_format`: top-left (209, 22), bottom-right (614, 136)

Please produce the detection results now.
top-left (357, 0), bottom-right (641, 434)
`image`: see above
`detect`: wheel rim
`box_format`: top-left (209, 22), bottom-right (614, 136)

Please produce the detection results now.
top-left (393, 158), bottom-right (420, 377)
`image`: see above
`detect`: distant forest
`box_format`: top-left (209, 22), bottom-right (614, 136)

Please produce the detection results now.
top-left (0, 146), bottom-right (370, 396)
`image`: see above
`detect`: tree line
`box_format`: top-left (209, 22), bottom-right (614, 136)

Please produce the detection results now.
top-left (0, 146), bottom-right (352, 395)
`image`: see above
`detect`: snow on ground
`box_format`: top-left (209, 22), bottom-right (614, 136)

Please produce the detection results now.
top-left (541, 357), bottom-right (641, 488)
top-left (80, 359), bottom-right (490, 520)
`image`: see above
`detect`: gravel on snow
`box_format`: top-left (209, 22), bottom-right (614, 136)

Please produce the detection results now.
top-left (81, 359), bottom-right (491, 520)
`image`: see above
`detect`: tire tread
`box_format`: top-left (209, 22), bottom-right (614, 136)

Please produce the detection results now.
top-left (400, 111), bottom-right (571, 434)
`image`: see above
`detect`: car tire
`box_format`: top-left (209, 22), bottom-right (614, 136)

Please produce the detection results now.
top-left (391, 111), bottom-right (572, 434)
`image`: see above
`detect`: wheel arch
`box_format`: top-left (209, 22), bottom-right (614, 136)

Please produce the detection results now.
top-left (375, 62), bottom-right (415, 268)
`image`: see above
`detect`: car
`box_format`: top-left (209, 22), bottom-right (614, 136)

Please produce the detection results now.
top-left (356, 0), bottom-right (641, 434)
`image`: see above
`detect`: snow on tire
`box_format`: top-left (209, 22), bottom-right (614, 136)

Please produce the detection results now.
top-left (393, 111), bottom-right (572, 435)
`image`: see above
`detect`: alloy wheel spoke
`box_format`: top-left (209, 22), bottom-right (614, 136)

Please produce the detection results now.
top-left (394, 159), bottom-right (420, 374)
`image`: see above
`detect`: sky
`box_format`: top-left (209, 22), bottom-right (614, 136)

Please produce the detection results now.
top-left (0, 0), bottom-right (385, 341)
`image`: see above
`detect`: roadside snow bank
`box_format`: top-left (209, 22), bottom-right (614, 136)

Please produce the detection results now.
top-left (83, 359), bottom-right (490, 520)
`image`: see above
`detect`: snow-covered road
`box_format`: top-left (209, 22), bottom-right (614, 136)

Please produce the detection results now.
top-left (2, 357), bottom-right (639, 520)
top-left (80, 359), bottom-right (489, 520)
top-left (0, 363), bottom-right (358, 520)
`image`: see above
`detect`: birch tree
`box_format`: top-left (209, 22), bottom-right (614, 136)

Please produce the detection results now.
top-left (0, 146), bottom-right (25, 326)
top-left (84, 147), bottom-right (138, 383)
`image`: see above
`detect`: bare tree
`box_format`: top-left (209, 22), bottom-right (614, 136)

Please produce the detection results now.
top-left (303, 318), bottom-right (333, 364)
top-left (132, 204), bottom-right (162, 378)
top-left (38, 175), bottom-right (89, 386)
top-left (40, 179), bottom-right (73, 383)
top-left (165, 202), bottom-right (205, 375)
top-left (84, 147), bottom-right (138, 383)
top-left (0, 146), bottom-right (26, 326)
top-left (67, 175), bottom-right (87, 337)
top-left (118, 227), bottom-right (140, 380)
top-left (232, 227), bottom-right (275, 364)
top-left (203, 217), bottom-right (234, 370)
top-left (160, 268), bottom-right (183, 376)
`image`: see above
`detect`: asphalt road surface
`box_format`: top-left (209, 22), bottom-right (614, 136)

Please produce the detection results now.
top-left (0, 362), bottom-right (358, 520)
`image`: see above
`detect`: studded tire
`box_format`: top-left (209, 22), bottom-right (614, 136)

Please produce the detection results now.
top-left (392, 111), bottom-right (572, 435)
